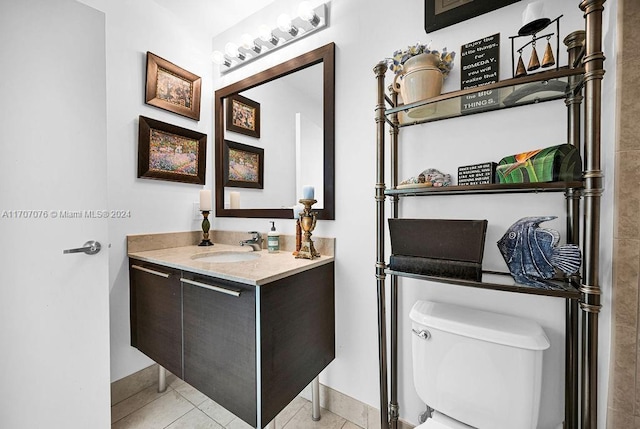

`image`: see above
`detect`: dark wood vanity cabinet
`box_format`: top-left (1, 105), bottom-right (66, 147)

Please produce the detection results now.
top-left (259, 262), bottom-right (335, 423)
top-left (129, 262), bottom-right (182, 378)
top-left (129, 259), bottom-right (335, 428)
top-left (181, 273), bottom-right (257, 425)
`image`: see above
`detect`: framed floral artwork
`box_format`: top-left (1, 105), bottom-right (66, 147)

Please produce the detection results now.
top-left (425, 0), bottom-right (520, 33)
top-left (145, 52), bottom-right (202, 120)
top-left (226, 94), bottom-right (261, 138)
top-left (138, 116), bottom-right (206, 185)
top-left (223, 140), bottom-right (264, 189)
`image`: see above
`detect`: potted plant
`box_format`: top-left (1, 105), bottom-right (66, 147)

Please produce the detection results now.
top-left (386, 43), bottom-right (456, 109)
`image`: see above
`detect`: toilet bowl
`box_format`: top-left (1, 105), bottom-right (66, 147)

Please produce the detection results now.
top-left (410, 300), bottom-right (550, 429)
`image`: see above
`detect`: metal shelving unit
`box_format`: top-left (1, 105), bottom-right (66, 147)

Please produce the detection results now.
top-left (373, 2), bottom-right (606, 428)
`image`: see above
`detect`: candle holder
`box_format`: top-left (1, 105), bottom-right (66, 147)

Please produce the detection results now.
top-left (198, 210), bottom-right (213, 246)
top-left (295, 198), bottom-right (320, 260)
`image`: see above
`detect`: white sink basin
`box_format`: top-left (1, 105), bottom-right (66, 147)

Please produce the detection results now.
top-left (192, 251), bottom-right (260, 263)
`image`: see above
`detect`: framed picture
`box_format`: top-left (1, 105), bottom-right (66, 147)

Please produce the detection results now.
top-left (145, 52), bottom-right (202, 120)
top-left (138, 115), bottom-right (206, 185)
top-left (226, 94), bottom-right (261, 138)
top-left (425, 0), bottom-right (520, 33)
top-left (223, 140), bottom-right (264, 189)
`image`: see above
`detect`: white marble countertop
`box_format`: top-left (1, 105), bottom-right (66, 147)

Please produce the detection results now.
top-left (128, 243), bottom-right (334, 286)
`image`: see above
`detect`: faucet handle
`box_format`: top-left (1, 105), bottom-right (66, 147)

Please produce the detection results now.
top-left (248, 231), bottom-right (262, 241)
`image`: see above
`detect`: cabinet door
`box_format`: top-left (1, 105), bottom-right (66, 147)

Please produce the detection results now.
top-left (182, 274), bottom-right (257, 427)
top-left (129, 261), bottom-right (182, 378)
top-left (260, 262), bottom-right (335, 424)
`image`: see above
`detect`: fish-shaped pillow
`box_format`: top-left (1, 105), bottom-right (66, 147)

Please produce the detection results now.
top-left (497, 216), bottom-right (581, 288)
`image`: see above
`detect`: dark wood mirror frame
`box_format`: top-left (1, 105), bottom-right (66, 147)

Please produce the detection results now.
top-left (214, 42), bottom-right (335, 220)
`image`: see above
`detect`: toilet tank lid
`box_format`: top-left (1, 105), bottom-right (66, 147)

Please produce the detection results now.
top-left (410, 300), bottom-right (550, 350)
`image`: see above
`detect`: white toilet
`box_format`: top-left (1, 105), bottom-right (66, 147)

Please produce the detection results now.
top-left (410, 300), bottom-right (550, 429)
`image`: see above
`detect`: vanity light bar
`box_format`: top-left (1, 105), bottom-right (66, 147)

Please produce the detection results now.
top-left (212, 2), bottom-right (327, 74)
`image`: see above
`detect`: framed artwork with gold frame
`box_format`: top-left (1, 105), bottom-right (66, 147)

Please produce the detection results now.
top-left (145, 52), bottom-right (202, 120)
top-left (138, 115), bottom-right (206, 185)
top-left (223, 140), bottom-right (264, 189)
top-left (226, 94), bottom-right (261, 138)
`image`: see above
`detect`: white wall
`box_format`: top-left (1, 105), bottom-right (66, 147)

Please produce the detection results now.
top-left (77, 0), bottom-right (216, 380)
top-left (82, 0), bottom-right (616, 427)
top-left (297, 111), bottom-right (324, 208)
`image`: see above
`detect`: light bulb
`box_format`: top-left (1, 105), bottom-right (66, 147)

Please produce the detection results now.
top-left (258, 24), bottom-right (278, 45)
top-left (240, 34), bottom-right (252, 49)
top-left (277, 13), bottom-right (298, 36)
top-left (298, 1), bottom-right (319, 26)
top-left (211, 50), bottom-right (230, 66)
top-left (277, 14), bottom-right (292, 31)
top-left (241, 33), bottom-right (261, 54)
top-left (225, 42), bottom-right (244, 60)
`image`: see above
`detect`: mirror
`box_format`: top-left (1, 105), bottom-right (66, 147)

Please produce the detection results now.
top-left (215, 43), bottom-right (335, 220)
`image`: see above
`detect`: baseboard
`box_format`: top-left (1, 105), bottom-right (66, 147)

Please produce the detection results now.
top-left (298, 382), bottom-right (415, 429)
top-left (111, 364), bottom-right (415, 428)
top-left (111, 363), bottom-right (159, 406)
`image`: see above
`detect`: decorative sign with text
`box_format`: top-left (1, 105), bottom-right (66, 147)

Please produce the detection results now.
top-left (460, 34), bottom-right (500, 114)
top-left (458, 162), bottom-right (497, 185)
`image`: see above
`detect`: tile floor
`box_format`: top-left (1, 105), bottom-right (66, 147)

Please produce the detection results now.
top-left (111, 374), bottom-right (362, 429)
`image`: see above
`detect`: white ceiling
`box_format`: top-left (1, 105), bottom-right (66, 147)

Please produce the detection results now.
top-left (150, 0), bottom-right (276, 38)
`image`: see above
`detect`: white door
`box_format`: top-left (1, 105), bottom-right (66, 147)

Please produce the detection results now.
top-left (0, 0), bottom-right (110, 427)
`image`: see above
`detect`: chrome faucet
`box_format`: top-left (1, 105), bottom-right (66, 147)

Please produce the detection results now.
top-left (240, 231), bottom-right (263, 251)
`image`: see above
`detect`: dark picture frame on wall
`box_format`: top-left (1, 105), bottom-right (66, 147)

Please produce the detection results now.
top-left (138, 116), bottom-right (206, 185)
top-left (425, 0), bottom-right (521, 33)
top-left (226, 94), bottom-right (261, 138)
top-left (223, 140), bottom-right (264, 189)
top-left (145, 52), bottom-right (202, 120)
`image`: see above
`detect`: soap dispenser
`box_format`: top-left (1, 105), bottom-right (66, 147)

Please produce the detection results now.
top-left (268, 221), bottom-right (280, 253)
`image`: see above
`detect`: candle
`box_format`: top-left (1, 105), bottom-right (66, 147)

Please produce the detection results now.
top-left (302, 185), bottom-right (314, 200)
top-left (292, 202), bottom-right (304, 218)
top-left (522, 1), bottom-right (544, 25)
top-left (230, 191), bottom-right (240, 209)
top-left (199, 190), bottom-right (212, 211)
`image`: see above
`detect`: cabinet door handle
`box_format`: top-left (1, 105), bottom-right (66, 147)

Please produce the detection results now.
top-left (180, 278), bottom-right (241, 297)
top-left (131, 264), bottom-right (171, 278)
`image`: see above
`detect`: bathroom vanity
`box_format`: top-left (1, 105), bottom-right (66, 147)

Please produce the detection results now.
top-left (127, 232), bottom-right (335, 428)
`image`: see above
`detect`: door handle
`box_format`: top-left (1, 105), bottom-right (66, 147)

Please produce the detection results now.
top-left (63, 240), bottom-right (101, 255)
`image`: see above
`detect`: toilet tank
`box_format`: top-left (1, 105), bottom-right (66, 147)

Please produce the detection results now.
top-left (410, 300), bottom-right (550, 429)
